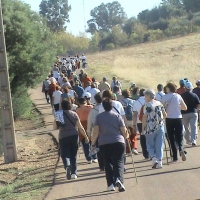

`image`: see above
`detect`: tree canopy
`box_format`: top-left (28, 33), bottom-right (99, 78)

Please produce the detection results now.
top-left (87, 1), bottom-right (127, 34)
top-left (39, 0), bottom-right (71, 32)
top-left (2, 0), bottom-right (57, 118)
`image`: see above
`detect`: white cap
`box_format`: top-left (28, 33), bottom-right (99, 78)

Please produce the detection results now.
top-left (196, 80), bottom-right (200, 85)
top-left (84, 92), bottom-right (91, 99)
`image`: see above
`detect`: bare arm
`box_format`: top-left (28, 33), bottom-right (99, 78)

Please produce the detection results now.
top-left (120, 126), bottom-right (128, 139)
top-left (76, 119), bottom-right (89, 143)
top-left (122, 115), bottom-right (128, 126)
top-left (142, 114), bottom-right (147, 135)
top-left (91, 126), bottom-right (99, 146)
top-left (180, 100), bottom-right (187, 111)
top-left (162, 110), bottom-right (167, 119)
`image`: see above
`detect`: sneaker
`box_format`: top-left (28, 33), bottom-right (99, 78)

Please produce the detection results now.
top-left (88, 160), bottom-right (92, 164)
top-left (107, 184), bottom-right (115, 191)
top-left (156, 161), bottom-right (163, 169)
top-left (192, 142), bottom-right (197, 146)
top-left (132, 149), bottom-right (139, 155)
top-left (115, 178), bottom-right (125, 192)
top-left (66, 166), bottom-right (71, 180)
top-left (180, 151), bottom-right (186, 161)
top-left (71, 174), bottom-right (78, 179)
top-left (92, 159), bottom-right (98, 163)
top-left (152, 157), bottom-right (158, 169)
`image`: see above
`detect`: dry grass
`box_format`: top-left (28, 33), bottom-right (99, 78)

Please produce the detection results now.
top-left (87, 33), bottom-right (200, 89)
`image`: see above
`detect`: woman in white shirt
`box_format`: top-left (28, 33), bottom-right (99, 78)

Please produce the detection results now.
top-left (161, 83), bottom-right (187, 163)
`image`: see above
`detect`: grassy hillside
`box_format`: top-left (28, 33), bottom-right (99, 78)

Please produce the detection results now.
top-left (87, 34), bottom-right (200, 90)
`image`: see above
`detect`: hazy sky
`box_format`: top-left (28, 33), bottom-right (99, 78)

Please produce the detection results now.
top-left (22, 0), bottom-right (162, 35)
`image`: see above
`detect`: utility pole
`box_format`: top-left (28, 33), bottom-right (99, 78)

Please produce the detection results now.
top-left (0, 0), bottom-right (17, 163)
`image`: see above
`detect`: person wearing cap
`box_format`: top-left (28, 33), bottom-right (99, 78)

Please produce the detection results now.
top-left (181, 82), bottom-right (200, 146)
top-left (142, 89), bottom-right (167, 169)
top-left (76, 98), bottom-right (97, 164)
top-left (89, 83), bottom-right (100, 105)
top-left (130, 83), bottom-right (136, 92)
top-left (193, 80), bottom-right (200, 99)
top-left (131, 87), bottom-right (140, 100)
top-left (99, 77), bottom-right (111, 92)
top-left (177, 79), bottom-right (186, 95)
top-left (161, 83), bottom-right (187, 162)
top-left (74, 81), bottom-right (84, 99)
top-left (111, 77), bottom-right (122, 94)
top-left (84, 92), bottom-right (92, 105)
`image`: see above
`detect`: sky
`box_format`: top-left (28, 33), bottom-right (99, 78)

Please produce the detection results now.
top-left (22, 0), bottom-right (162, 36)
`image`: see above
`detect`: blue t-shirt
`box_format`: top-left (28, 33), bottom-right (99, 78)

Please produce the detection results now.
top-left (74, 85), bottom-right (84, 98)
top-left (181, 91), bottom-right (200, 114)
top-left (95, 111), bottom-right (125, 146)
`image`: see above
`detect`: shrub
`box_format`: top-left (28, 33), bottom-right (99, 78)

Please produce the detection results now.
top-left (147, 29), bottom-right (165, 41)
top-left (105, 43), bottom-right (115, 50)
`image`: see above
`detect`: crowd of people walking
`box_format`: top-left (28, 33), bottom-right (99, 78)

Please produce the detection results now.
top-left (42, 56), bottom-right (200, 193)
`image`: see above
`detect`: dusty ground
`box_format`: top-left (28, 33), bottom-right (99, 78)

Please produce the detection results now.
top-left (0, 108), bottom-right (58, 200)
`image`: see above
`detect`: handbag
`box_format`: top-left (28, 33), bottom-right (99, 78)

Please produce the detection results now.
top-left (53, 120), bottom-right (58, 130)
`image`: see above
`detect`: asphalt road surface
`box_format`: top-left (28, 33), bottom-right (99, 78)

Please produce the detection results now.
top-left (30, 86), bottom-right (200, 200)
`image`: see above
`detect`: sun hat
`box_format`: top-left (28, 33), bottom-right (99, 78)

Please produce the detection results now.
top-left (179, 79), bottom-right (186, 85)
top-left (185, 82), bottom-right (194, 90)
top-left (196, 80), bottom-right (200, 85)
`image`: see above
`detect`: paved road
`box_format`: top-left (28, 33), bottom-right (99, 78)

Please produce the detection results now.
top-left (30, 86), bottom-right (200, 200)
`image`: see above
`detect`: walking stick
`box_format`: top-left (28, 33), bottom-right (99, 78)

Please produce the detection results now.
top-left (126, 128), bottom-right (138, 185)
top-left (164, 138), bottom-right (169, 165)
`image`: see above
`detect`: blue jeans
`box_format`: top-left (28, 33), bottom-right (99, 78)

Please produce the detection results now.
top-left (59, 135), bottom-right (78, 174)
top-left (145, 127), bottom-right (165, 160)
top-left (81, 138), bottom-right (97, 161)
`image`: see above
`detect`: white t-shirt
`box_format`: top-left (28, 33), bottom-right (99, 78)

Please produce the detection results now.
top-left (133, 96), bottom-right (145, 123)
top-left (53, 71), bottom-right (60, 79)
top-left (155, 92), bottom-right (165, 102)
top-left (99, 100), bottom-right (125, 116)
top-left (161, 93), bottom-right (184, 119)
top-left (68, 90), bottom-right (75, 98)
top-left (89, 88), bottom-right (100, 104)
top-left (84, 86), bottom-right (91, 94)
top-left (53, 90), bottom-right (62, 105)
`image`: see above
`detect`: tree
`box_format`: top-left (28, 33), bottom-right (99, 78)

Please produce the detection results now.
top-left (123, 17), bottom-right (137, 37)
top-left (87, 1), bottom-right (127, 34)
top-left (182, 0), bottom-right (200, 13)
top-left (39, 0), bottom-right (71, 32)
top-left (2, 0), bottom-right (57, 118)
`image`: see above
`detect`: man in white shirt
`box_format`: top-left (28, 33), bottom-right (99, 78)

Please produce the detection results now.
top-left (84, 82), bottom-right (92, 94)
top-left (52, 86), bottom-right (62, 111)
top-left (88, 83), bottom-right (100, 105)
top-left (132, 89), bottom-right (149, 159)
top-left (155, 84), bottom-right (165, 102)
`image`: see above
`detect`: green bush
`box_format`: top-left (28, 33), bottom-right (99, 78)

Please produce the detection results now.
top-left (105, 43), bottom-right (115, 50)
top-left (147, 29), bottom-right (165, 41)
top-left (12, 87), bottom-right (32, 120)
top-left (192, 16), bottom-right (200, 26)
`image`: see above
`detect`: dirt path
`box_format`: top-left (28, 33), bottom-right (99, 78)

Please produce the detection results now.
top-left (30, 85), bottom-right (200, 200)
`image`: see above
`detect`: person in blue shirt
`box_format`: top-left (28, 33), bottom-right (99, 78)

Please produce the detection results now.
top-left (73, 81), bottom-right (84, 99)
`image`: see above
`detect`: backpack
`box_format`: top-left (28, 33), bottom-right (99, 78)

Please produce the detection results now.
top-left (139, 105), bottom-right (145, 122)
top-left (122, 99), bottom-right (134, 121)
